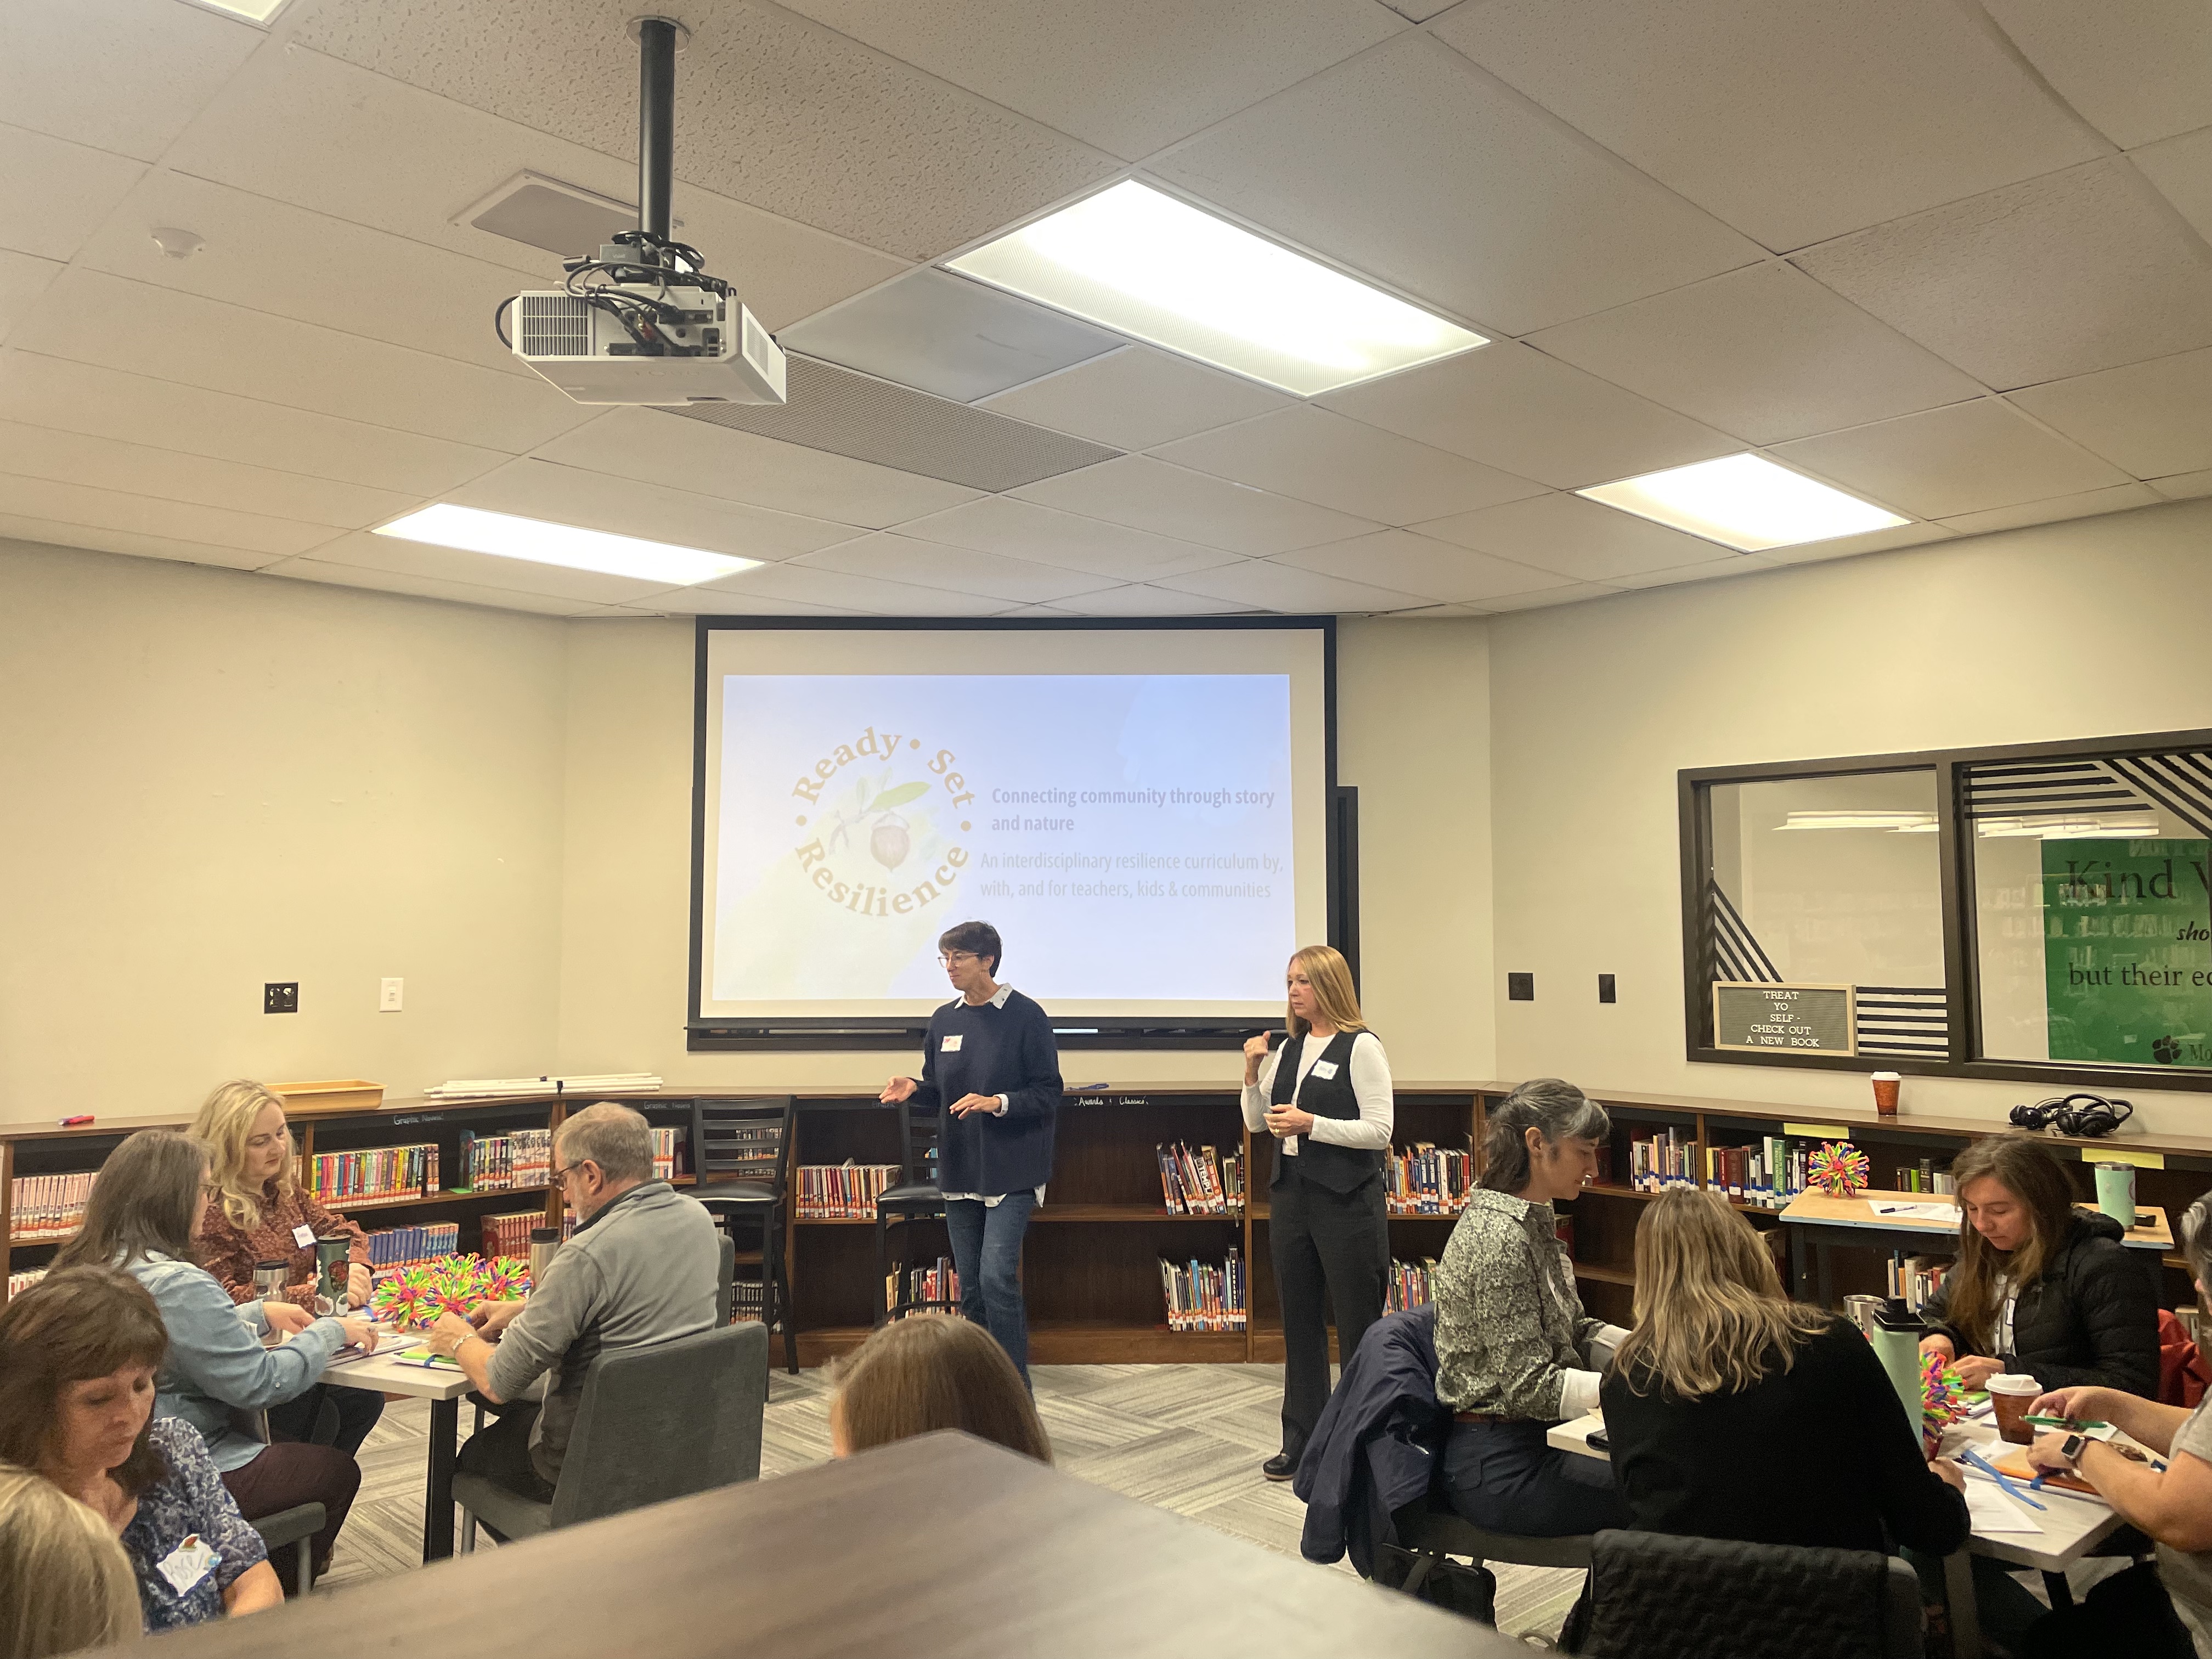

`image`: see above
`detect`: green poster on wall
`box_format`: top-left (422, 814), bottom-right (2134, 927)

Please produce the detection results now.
top-left (2042, 839), bottom-right (2212, 1066)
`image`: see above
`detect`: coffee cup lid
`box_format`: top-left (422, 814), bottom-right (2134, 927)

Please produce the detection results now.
top-left (1988, 1373), bottom-right (2040, 1393)
top-left (1871, 1071), bottom-right (1901, 1081)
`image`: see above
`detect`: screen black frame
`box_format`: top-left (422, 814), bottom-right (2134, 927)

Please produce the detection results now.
top-left (688, 614), bottom-right (1341, 1052)
top-left (1680, 726), bottom-right (2212, 1090)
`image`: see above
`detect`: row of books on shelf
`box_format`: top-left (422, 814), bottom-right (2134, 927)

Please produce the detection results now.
top-left (888, 1256), bottom-right (960, 1312)
top-left (649, 1127), bottom-right (682, 1183)
top-left (1160, 1248), bottom-right (1246, 1331)
top-left (1887, 1254), bottom-right (1951, 1311)
top-left (1386, 1144), bottom-right (1470, 1216)
top-left (363, 1221), bottom-right (460, 1269)
top-left (479, 1208), bottom-right (571, 1257)
top-left (795, 1163), bottom-right (901, 1220)
top-left (1386, 1256), bottom-right (1437, 1312)
top-left (306, 1143), bottom-right (438, 1203)
top-left (457, 1129), bottom-right (549, 1193)
top-left (1159, 1142), bottom-right (1244, 1215)
top-left (10, 1172), bottom-right (95, 1240)
top-left (8, 1268), bottom-right (46, 1299)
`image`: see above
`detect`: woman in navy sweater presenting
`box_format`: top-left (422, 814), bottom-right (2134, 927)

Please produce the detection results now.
top-left (882, 922), bottom-right (1062, 1383)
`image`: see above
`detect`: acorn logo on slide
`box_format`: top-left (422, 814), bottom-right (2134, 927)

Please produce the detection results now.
top-left (788, 726), bottom-right (980, 918)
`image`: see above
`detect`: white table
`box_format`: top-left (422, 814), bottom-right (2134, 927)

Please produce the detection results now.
top-left (324, 1335), bottom-right (475, 1561)
top-left (1546, 1407), bottom-right (2128, 1659)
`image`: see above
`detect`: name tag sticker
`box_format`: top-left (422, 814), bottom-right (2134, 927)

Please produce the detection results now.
top-left (1311, 1060), bottom-right (1340, 1080)
top-left (941, 1034), bottom-right (963, 1053)
top-left (292, 1224), bottom-right (316, 1248)
top-left (156, 1535), bottom-right (216, 1595)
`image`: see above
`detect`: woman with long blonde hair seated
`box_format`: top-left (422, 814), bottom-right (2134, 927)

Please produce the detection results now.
top-left (1600, 1189), bottom-right (1967, 1554)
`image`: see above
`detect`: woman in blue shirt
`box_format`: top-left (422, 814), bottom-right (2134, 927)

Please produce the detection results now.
top-left (0, 1265), bottom-right (280, 1630)
top-left (882, 921), bottom-right (1062, 1383)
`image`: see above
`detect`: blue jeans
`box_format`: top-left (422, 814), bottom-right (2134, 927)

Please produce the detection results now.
top-left (944, 1192), bottom-right (1036, 1383)
top-left (1442, 1419), bottom-right (1632, 1538)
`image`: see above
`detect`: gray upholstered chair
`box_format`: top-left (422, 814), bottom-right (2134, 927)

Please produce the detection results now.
top-left (247, 1502), bottom-right (326, 1597)
top-left (454, 1318), bottom-right (769, 1551)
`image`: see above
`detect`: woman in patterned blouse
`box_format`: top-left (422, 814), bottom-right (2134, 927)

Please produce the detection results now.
top-left (0, 1266), bottom-right (280, 1631)
top-left (1430, 1077), bottom-right (1634, 1539)
top-left (191, 1079), bottom-right (382, 1455)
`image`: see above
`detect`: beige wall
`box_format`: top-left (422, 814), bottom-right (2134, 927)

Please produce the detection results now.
top-left (1485, 498), bottom-right (2212, 1135)
top-left (552, 614), bottom-right (1496, 1088)
top-left (0, 538), bottom-right (569, 1119)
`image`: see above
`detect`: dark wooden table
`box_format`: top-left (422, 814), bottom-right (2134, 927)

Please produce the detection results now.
top-left (102, 1432), bottom-right (1517, 1657)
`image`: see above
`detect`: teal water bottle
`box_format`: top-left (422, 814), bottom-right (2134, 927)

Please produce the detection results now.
top-left (1870, 1298), bottom-right (1926, 1441)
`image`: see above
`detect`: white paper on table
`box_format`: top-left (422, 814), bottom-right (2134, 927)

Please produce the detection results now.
top-left (1963, 1478), bottom-right (2043, 1533)
top-left (1869, 1200), bottom-right (1962, 1223)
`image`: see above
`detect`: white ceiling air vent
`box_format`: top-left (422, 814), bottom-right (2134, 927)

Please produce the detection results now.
top-left (662, 356), bottom-right (1121, 492)
top-left (455, 171), bottom-right (681, 260)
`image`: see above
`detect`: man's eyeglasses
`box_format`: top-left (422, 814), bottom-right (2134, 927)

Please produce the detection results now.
top-left (551, 1161), bottom-right (594, 1184)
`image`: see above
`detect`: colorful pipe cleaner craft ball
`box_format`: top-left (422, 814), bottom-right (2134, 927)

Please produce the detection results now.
top-left (1921, 1353), bottom-right (1968, 1426)
top-left (1807, 1141), bottom-right (1871, 1198)
top-left (480, 1256), bottom-right (532, 1300)
top-left (368, 1266), bottom-right (444, 1329)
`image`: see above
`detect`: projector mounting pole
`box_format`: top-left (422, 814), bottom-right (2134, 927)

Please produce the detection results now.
top-left (634, 16), bottom-right (680, 261)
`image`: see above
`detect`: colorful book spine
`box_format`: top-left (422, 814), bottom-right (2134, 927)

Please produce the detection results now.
top-left (461, 1129), bottom-right (550, 1193)
top-left (8, 1170), bottom-right (98, 1240)
top-left (6, 1267), bottom-right (48, 1300)
top-left (1154, 1143), bottom-right (1242, 1215)
top-left (304, 1143), bottom-right (438, 1203)
top-left (794, 1163), bottom-right (902, 1220)
top-left (885, 1257), bottom-right (960, 1314)
top-left (1158, 1249), bottom-right (1247, 1332)
top-left (1385, 1144), bottom-right (1470, 1216)
top-left (650, 1127), bottom-right (684, 1183)
top-left (362, 1221), bottom-right (460, 1269)
top-left (1386, 1256), bottom-right (1438, 1311)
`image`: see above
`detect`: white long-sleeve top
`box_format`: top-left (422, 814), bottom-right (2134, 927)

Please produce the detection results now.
top-left (1240, 1029), bottom-right (1394, 1158)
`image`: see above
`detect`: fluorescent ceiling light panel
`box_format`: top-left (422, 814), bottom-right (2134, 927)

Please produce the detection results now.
top-left (1976, 813), bottom-right (2163, 839)
top-left (189, 0), bottom-right (290, 19)
top-left (1778, 811), bottom-right (1938, 832)
top-left (374, 504), bottom-right (759, 586)
top-left (1577, 454), bottom-right (1909, 552)
top-left (946, 180), bottom-right (1486, 397)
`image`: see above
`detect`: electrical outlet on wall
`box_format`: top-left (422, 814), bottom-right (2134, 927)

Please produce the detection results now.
top-left (379, 978), bottom-right (404, 1012)
top-left (264, 982), bottom-right (299, 1014)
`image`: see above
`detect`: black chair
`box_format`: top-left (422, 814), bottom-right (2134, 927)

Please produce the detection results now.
top-left (248, 1503), bottom-right (325, 1598)
top-left (873, 1097), bottom-right (953, 1327)
top-left (688, 1096), bottom-right (798, 1374)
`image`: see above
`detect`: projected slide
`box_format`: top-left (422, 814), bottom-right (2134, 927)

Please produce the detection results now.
top-left (710, 672), bottom-right (1296, 1008)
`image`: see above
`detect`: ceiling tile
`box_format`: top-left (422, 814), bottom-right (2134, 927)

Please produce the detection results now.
top-left (978, 346), bottom-right (1294, 451)
top-left (2131, 128), bottom-right (2212, 244)
top-left (10, 269), bottom-right (591, 453)
top-left (1434, 0), bottom-right (2106, 251)
top-left (444, 459), bottom-right (860, 562)
top-left (0, 251), bottom-right (61, 339)
top-left (1609, 555), bottom-right (1780, 590)
top-left (1980, 0), bottom-right (2212, 150)
top-left (1154, 406), bottom-right (1548, 524)
top-left (258, 557), bottom-right (609, 616)
top-left (1318, 341), bottom-right (1738, 489)
top-left (1772, 398), bottom-right (2132, 519)
top-left (1936, 482), bottom-right (2164, 537)
top-left (894, 494), bottom-right (1238, 581)
top-left (0, 350), bottom-right (507, 497)
top-left (780, 268), bottom-right (1120, 402)
top-left (72, 171), bottom-right (538, 380)
top-left (991, 604), bottom-right (1081, 618)
top-left (0, 513), bottom-right (275, 573)
top-left (1043, 584), bottom-right (1252, 617)
top-left (1273, 528), bottom-right (1568, 603)
top-left (1371, 602), bottom-right (1488, 619)
top-left (2152, 470), bottom-right (2212, 500)
top-left (1747, 520), bottom-right (1956, 566)
top-left (531, 408), bottom-right (981, 529)
top-left (1413, 490), bottom-right (1740, 580)
top-left (1155, 560), bottom-right (1430, 614)
top-left (0, 421), bottom-right (417, 528)
top-left (161, 45), bottom-right (909, 330)
top-left (1794, 159), bottom-right (2212, 388)
top-left (287, 1), bottom-right (1119, 262)
top-left (1152, 33), bottom-right (1760, 336)
top-left (686, 560), bottom-right (1018, 617)
top-left (308, 527), bottom-right (680, 603)
top-left (0, 124), bottom-right (146, 262)
top-left (0, 472), bottom-right (333, 559)
top-left (1475, 582), bottom-right (1625, 612)
top-left (778, 0), bottom-right (1401, 160)
top-left (799, 532), bottom-right (1119, 603)
top-left (1526, 263), bottom-right (1988, 445)
top-left (1008, 455), bottom-right (1379, 556)
top-left (0, 0), bottom-right (259, 160)
top-left (2007, 348), bottom-right (2212, 480)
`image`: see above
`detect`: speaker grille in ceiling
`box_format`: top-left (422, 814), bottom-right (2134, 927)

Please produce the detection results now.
top-left (659, 355), bottom-right (1120, 493)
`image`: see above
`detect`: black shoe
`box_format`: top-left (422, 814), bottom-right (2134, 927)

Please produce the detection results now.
top-left (1262, 1451), bottom-right (1298, 1482)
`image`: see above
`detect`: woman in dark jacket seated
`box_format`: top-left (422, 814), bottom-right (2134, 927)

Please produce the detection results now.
top-left (1918, 1132), bottom-right (2158, 1399)
top-left (1601, 1188), bottom-right (1968, 1554)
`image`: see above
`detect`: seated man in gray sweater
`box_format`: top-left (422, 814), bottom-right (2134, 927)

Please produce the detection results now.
top-left (426, 1102), bottom-right (721, 1501)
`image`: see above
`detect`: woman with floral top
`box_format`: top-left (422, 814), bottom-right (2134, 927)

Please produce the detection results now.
top-left (191, 1079), bottom-right (382, 1455)
top-left (1430, 1077), bottom-right (1633, 1538)
top-left (0, 1266), bottom-right (281, 1631)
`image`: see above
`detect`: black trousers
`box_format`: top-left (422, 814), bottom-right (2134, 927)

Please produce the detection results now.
top-left (457, 1401), bottom-right (557, 1505)
top-left (1270, 1159), bottom-right (1389, 1458)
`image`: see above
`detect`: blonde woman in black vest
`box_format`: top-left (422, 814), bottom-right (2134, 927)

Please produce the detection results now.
top-left (1242, 944), bottom-right (1393, 1481)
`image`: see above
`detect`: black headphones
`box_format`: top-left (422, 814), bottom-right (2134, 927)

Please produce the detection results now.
top-left (2008, 1092), bottom-right (2135, 1138)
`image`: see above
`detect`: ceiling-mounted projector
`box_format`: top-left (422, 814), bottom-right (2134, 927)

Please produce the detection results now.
top-left (500, 17), bottom-right (787, 408)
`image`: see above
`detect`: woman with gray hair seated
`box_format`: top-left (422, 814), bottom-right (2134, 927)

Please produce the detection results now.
top-left (1430, 1078), bottom-right (1632, 1538)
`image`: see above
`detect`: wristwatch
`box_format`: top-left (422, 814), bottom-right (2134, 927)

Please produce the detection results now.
top-left (2057, 1432), bottom-right (2089, 1469)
